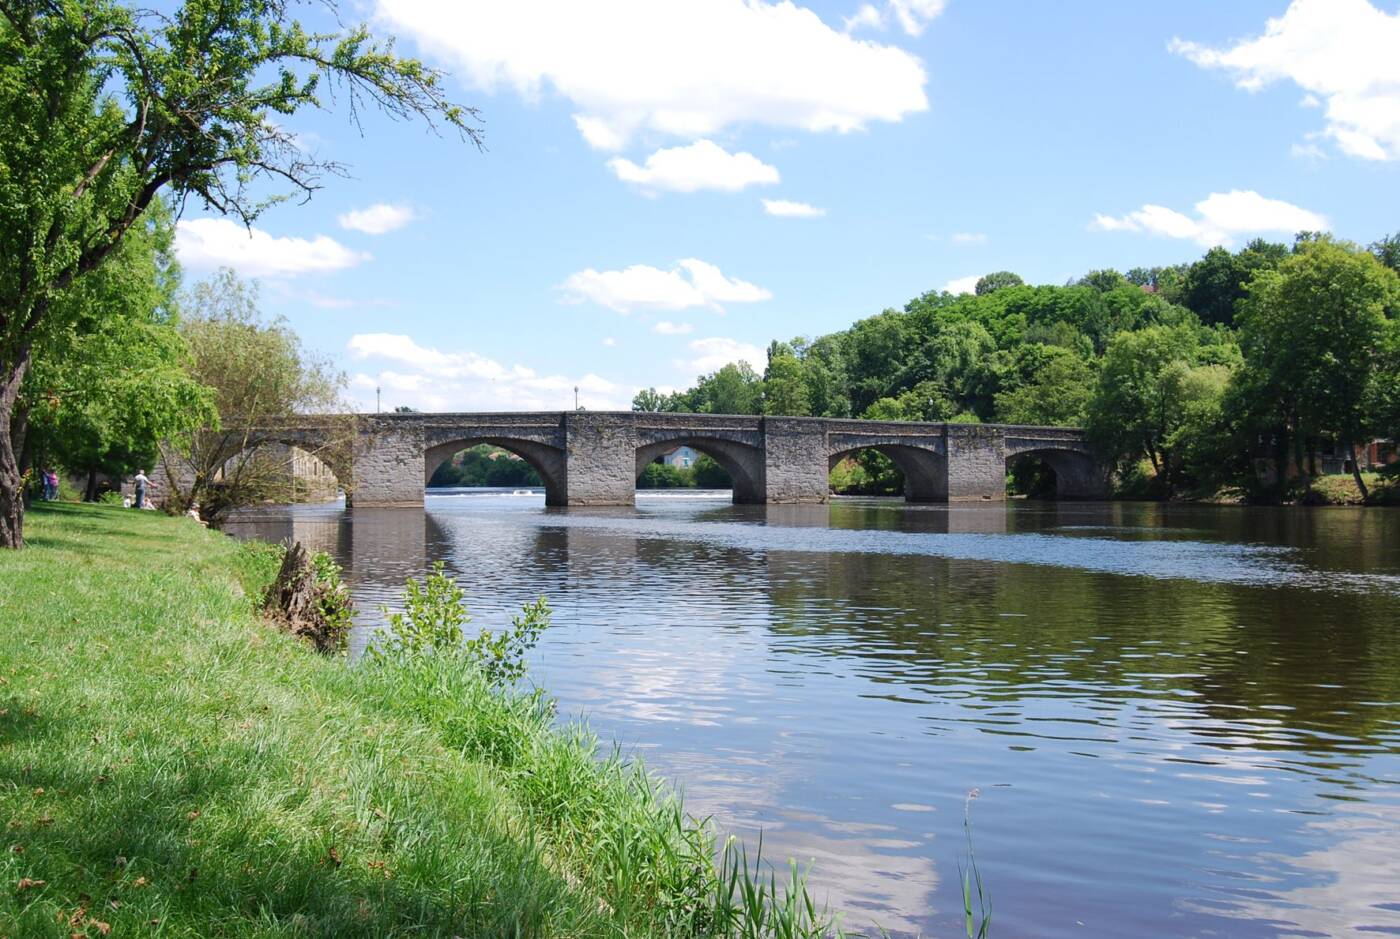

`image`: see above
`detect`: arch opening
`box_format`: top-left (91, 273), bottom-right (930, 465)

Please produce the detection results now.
top-left (425, 437), bottom-right (566, 505)
top-left (216, 439), bottom-right (346, 504)
top-left (827, 444), bottom-right (947, 502)
top-left (1006, 447), bottom-right (1107, 500)
top-left (635, 437), bottom-right (762, 503)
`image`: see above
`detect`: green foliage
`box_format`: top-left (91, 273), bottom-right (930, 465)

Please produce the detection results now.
top-left (0, 0), bottom-right (478, 547)
top-left (763, 348), bottom-right (813, 416)
top-left (429, 444), bottom-right (543, 487)
top-left (829, 452), bottom-right (903, 496)
top-left (639, 461), bottom-right (697, 489)
top-left (694, 362), bottom-right (766, 415)
top-left (373, 562), bottom-right (551, 689)
top-left (20, 200), bottom-right (216, 490)
top-left (1372, 233), bottom-right (1400, 275)
top-left (310, 550), bottom-right (355, 653)
top-left (1235, 238), bottom-right (1400, 498)
top-left (1182, 240), bottom-right (1288, 327)
top-left (163, 270), bottom-right (349, 522)
top-left (994, 347), bottom-right (1095, 426)
top-left (975, 271), bottom-right (1024, 295)
top-left (232, 539), bottom-right (289, 606)
top-left (693, 454), bottom-right (734, 489)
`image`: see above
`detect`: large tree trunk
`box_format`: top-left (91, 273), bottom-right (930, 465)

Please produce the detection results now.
top-left (1348, 440), bottom-right (1371, 503)
top-left (86, 466), bottom-right (99, 502)
top-left (0, 346), bottom-right (33, 549)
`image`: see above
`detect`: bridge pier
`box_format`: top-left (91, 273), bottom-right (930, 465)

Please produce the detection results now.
top-left (945, 425), bottom-right (1008, 502)
top-left (760, 418), bottom-right (829, 503)
top-left (353, 418), bottom-right (426, 506)
top-left (561, 412), bottom-right (637, 505)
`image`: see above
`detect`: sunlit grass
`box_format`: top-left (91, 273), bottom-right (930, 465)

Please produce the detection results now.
top-left (0, 503), bottom-right (842, 937)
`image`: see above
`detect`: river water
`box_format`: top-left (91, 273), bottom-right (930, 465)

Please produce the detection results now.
top-left (226, 491), bottom-right (1400, 938)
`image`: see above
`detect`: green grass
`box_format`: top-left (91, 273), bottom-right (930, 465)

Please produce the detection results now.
top-left (1304, 472), bottom-right (1400, 506)
top-left (0, 504), bottom-right (840, 938)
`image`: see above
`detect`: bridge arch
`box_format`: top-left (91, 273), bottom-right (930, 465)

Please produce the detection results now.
top-left (244, 434), bottom-right (351, 492)
top-left (1004, 445), bottom-right (1107, 500)
top-left (827, 442), bottom-right (948, 502)
top-left (424, 437), bottom-right (567, 505)
top-left (634, 435), bottom-right (764, 503)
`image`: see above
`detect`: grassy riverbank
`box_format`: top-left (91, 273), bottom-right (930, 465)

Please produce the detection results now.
top-left (0, 504), bottom-right (835, 938)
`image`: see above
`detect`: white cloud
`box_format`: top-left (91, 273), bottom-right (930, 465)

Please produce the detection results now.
top-left (175, 218), bottom-right (370, 278)
top-left (347, 333), bottom-right (628, 411)
top-left (1090, 192), bottom-right (1328, 246)
top-left (375, 0), bottom-right (929, 150)
top-left (1171, 0), bottom-right (1400, 160)
top-left (762, 198), bottom-right (826, 218)
top-left (942, 274), bottom-right (980, 295)
top-left (338, 202), bottom-right (418, 234)
top-left (951, 232), bottom-right (987, 245)
top-left (609, 140), bottom-right (779, 193)
top-left (561, 259), bottom-right (771, 313)
top-left (1291, 142), bottom-right (1327, 160)
top-left (843, 3), bottom-right (885, 32)
top-left (653, 321), bottom-right (695, 335)
top-left (1091, 189), bottom-right (1329, 247)
top-left (889, 0), bottom-right (947, 36)
top-left (601, 336), bottom-right (618, 347)
top-left (684, 337), bottom-right (767, 376)
top-left (845, 0), bottom-right (947, 36)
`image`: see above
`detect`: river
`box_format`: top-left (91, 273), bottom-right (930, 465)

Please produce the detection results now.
top-left (226, 491), bottom-right (1400, 938)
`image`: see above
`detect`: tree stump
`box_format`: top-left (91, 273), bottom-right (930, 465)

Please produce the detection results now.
top-left (263, 541), bottom-right (344, 653)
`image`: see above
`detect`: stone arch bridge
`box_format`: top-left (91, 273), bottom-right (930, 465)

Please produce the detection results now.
top-left (205, 411), bottom-right (1108, 506)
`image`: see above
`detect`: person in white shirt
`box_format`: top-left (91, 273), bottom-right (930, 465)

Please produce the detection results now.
top-left (133, 470), bottom-right (150, 509)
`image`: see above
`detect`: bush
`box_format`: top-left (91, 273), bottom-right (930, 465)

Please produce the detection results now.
top-left (638, 462), bottom-right (696, 489)
top-left (371, 562), bottom-right (550, 687)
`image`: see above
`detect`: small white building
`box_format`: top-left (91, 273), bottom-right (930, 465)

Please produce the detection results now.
top-left (661, 445), bottom-right (697, 468)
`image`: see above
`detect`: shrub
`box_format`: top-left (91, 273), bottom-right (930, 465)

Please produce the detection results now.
top-left (371, 561), bottom-right (550, 687)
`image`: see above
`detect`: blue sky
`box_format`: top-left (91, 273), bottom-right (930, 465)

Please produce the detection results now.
top-left (171, 0), bottom-right (1400, 412)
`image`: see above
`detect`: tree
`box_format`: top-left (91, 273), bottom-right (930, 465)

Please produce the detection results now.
top-left (1181, 240), bottom-right (1287, 328)
top-left (1077, 269), bottom-right (1128, 293)
top-left (0, 1), bottom-right (477, 546)
top-left (689, 362), bottom-right (763, 415)
top-left (1236, 239), bottom-right (1399, 499)
top-left (20, 203), bottom-right (214, 498)
top-left (1371, 233), bottom-right (1400, 275)
top-left (160, 271), bottom-right (346, 524)
top-left (762, 350), bottom-right (812, 416)
top-left (632, 388), bottom-right (666, 412)
top-left (975, 271), bottom-right (1024, 295)
top-left (1085, 324), bottom-right (1232, 495)
top-left (994, 348), bottom-right (1094, 426)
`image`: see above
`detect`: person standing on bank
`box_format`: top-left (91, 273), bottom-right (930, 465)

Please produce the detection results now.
top-left (133, 469), bottom-right (150, 510)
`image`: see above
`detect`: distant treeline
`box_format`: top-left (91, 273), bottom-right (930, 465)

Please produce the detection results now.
top-left (635, 233), bottom-right (1400, 503)
top-left (429, 445), bottom-right (735, 490)
top-left (429, 445), bottom-right (542, 488)
top-left (638, 455), bottom-right (732, 490)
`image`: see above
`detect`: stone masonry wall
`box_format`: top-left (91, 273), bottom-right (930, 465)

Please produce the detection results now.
top-left (352, 418), bottom-right (425, 506)
top-left (562, 412), bottom-right (637, 505)
top-left (760, 418), bottom-right (829, 503)
top-left (945, 424), bottom-right (1008, 501)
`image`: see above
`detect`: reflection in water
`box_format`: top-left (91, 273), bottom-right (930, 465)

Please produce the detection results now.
top-left (227, 493), bottom-right (1400, 938)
